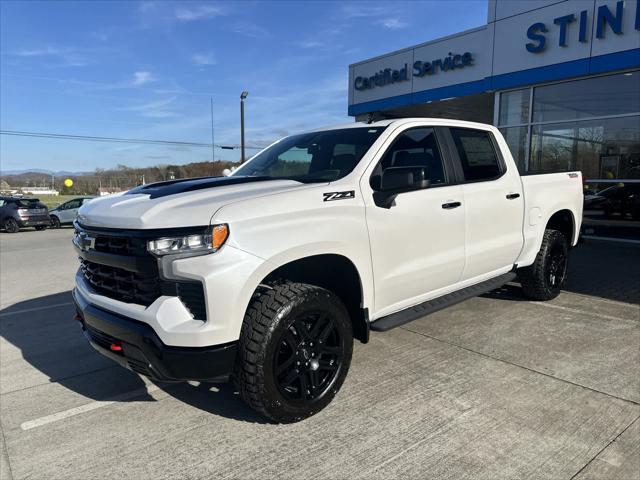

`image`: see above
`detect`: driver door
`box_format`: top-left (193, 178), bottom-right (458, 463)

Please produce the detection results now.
top-left (361, 127), bottom-right (466, 318)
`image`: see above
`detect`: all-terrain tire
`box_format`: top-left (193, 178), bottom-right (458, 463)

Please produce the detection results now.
top-left (518, 229), bottom-right (569, 301)
top-left (234, 282), bottom-right (353, 423)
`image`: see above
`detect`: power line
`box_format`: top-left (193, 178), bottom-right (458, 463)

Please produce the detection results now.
top-left (0, 130), bottom-right (267, 150)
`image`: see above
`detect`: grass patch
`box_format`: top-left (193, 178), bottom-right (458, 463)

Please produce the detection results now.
top-left (33, 195), bottom-right (78, 209)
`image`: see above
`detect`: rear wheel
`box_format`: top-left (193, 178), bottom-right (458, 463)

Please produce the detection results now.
top-left (50, 216), bottom-right (61, 229)
top-left (235, 282), bottom-right (353, 423)
top-left (3, 218), bottom-right (19, 233)
top-left (519, 229), bottom-right (568, 301)
top-left (35, 225), bottom-right (47, 231)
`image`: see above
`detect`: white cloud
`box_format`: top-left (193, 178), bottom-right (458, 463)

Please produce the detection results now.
top-left (175, 5), bottom-right (222, 21)
top-left (342, 4), bottom-right (408, 29)
top-left (230, 22), bottom-right (271, 39)
top-left (298, 40), bottom-right (324, 49)
top-left (10, 45), bottom-right (89, 67)
top-left (376, 18), bottom-right (408, 29)
top-left (137, 1), bottom-right (156, 13)
top-left (14, 46), bottom-right (63, 57)
top-left (117, 97), bottom-right (178, 118)
top-left (191, 52), bottom-right (216, 66)
top-left (131, 71), bottom-right (155, 86)
top-left (341, 4), bottom-right (392, 19)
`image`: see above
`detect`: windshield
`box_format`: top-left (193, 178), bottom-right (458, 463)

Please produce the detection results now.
top-left (233, 127), bottom-right (386, 182)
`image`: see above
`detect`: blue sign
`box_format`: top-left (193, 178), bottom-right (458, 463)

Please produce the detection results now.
top-left (354, 52), bottom-right (474, 90)
top-left (354, 65), bottom-right (409, 91)
top-left (414, 52), bottom-right (473, 77)
top-left (526, 0), bottom-right (640, 53)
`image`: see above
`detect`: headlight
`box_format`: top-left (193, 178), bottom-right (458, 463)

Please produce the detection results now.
top-left (147, 224), bottom-right (229, 257)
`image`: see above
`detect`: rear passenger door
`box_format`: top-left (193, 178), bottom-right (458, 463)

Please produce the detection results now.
top-left (445, 127), bottom-right (524, 280)
top-left (363, 126), bottom-right (466, 317)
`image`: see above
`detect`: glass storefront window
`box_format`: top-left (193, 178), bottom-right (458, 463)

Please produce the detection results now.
top-left (532, 72), bottom-right (640, 123)
top-left (499, 89), bottom-right (530, 126)
top-left (529, 116), bottom-right (640, 177)
top-left (499, 126), bottom-right (528, 172)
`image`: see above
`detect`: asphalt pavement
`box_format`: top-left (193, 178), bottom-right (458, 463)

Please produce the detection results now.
top-left (0, 228), bottom-right (638, 480)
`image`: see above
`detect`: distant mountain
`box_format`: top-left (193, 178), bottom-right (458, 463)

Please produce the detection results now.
top-left (0, 169), bottom-right (91, 176)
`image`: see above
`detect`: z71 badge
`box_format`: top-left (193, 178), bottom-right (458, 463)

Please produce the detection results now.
top-left (323, 190), bottom-right (355, 202)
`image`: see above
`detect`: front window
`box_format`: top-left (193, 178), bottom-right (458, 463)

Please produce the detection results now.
top-left (233, 127), bottom-right (386, 182)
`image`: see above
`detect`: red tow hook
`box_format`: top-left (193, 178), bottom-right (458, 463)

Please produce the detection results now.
top-left (73, 313), bottom-right (82, 322)
top-left (110, 341), bottom-right (123, 352)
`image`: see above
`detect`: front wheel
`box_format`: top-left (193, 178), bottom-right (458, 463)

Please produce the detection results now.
top-left (235, 282), bottom-right (353, 423)
top-left (518, 229), bottom-right (569, 301)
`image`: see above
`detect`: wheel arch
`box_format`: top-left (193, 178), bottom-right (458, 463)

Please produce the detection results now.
top-left (259, 254), bottom-right (370, 344)
top-left (545, 209), bottom-right (576, 246)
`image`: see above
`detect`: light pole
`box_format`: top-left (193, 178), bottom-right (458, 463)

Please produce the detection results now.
top-left (211, 97), bottom-right (216, 162)
top-left (240, 91), bottom-right (248, 163)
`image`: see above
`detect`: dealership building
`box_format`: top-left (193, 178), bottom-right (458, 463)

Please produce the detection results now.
top-left (348, 0), bottom-right (640, 238)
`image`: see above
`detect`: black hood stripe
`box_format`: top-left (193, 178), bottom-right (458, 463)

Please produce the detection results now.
top-left (125, 176), bottom-right (274, 199)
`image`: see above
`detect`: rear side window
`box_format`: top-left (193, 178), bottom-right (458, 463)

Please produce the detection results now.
top-left (450, 128), bottom-right (502, 182)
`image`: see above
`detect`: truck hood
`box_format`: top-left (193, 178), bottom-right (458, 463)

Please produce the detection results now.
top-left (77, 177), bottom-right (313, 229)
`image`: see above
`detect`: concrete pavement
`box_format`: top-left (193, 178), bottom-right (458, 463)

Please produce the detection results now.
top-left (0, 229), bottom-right (638, 479)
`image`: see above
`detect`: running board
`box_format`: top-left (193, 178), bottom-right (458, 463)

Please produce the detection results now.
top-left (370, 271), bottom-right (517, 332)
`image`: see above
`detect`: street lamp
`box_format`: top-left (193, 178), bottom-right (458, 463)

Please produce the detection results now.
top-left (240, 91), bottom-right (248, 163)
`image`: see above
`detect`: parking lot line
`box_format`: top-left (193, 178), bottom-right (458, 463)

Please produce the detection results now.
top-left (530, 301), bottom-right (637, 323)
top-left (0, 302), bottom-right (72, 317)
top-left (20, 384), bottom-right (163, 431)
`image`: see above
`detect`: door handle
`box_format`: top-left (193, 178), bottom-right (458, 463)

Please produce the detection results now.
top-left (506, 193), bottom-right (521, 200)
top-left (441, 201), bottom-right (462, 209)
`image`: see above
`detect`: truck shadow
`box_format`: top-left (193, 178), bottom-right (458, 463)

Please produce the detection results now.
top-left (482, 239), bottom-right (639, 305)
top-left (0, 291), bottom-right (268, 424)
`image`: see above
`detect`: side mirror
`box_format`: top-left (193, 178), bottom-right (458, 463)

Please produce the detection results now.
top-left (380, 167), bottom-right (430, 192)
top-left (374, 167), bottom-right (430, 208)
top-left (222, 168), bottom-right (232, 177)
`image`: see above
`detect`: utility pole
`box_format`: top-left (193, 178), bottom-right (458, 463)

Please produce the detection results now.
top-left (240, 91), bottom-right (248, 163)
top-left (211, 97), bottom-right (216, 162)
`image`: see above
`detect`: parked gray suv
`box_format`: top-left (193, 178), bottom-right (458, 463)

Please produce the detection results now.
top-left (0, 197), bottom-right (50, 233)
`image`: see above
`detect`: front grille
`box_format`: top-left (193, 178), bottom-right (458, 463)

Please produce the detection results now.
top-left (94, 236), bottom-right (148, 256)
top-left (77, 227), bottom-right (208, 320)
top-left (80, 258), bottom-right (161, 306)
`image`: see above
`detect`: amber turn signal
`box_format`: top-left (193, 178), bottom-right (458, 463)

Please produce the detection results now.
top-left (212, 224), bottom-right (229, 249)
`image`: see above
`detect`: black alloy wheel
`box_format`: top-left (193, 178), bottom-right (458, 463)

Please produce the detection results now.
top-left (273, 311), bottom-right (344, 403)
top-left (545, 242), bottom-right (567, 290)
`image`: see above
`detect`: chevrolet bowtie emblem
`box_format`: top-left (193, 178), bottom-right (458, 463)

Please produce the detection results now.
top-left (74, 231), bottom-right (96, 252)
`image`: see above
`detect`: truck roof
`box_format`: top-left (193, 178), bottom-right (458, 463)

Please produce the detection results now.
top-left (311, 117), bottom-right (496, 133)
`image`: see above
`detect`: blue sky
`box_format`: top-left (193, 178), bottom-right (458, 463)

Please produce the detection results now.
top-left (0, 0), bottom-right (487, 172)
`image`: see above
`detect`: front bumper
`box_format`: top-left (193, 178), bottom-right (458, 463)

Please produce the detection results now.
top-left (72, 288), bottom-right (237, 382)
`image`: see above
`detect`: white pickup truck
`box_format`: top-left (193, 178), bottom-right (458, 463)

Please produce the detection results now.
top-left (72, 118), bottom-right (583, 422)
